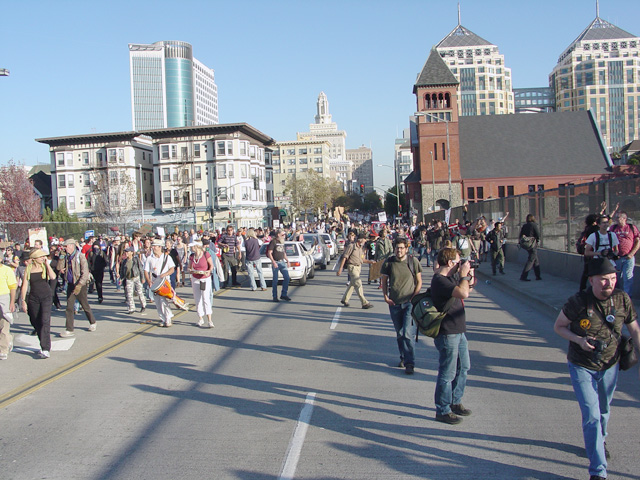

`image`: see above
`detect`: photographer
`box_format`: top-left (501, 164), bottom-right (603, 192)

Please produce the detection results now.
top-left (584, 215), bottom-right (619, 267)
top-left (553, 258), bottom-right (639, 480)
top-left (429, 247), bottom-right (475, 425)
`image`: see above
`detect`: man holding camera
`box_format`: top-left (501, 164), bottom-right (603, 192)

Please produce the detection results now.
top-left (584, 215), bottom-right (619, 267)
top-left (554, 258), bottom-right (639, 480)
top-left (429, 247), bottom-right (474, 425)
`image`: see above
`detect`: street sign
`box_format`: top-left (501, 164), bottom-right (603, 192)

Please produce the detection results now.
top-left (84, 230), bottom-right (94, 239)
top-left (275, 196), bottom-right (291, 201)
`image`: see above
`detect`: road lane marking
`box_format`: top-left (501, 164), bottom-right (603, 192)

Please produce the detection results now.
top-left (330, 308), bottom-right (342, 330)
top-left (279, 392), bottom-right (316, 480)
top-left (332, 261), bottom-right (337, 271)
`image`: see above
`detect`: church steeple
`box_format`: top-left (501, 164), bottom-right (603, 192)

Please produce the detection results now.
top-left (315, 91), bottom-right (332, 125)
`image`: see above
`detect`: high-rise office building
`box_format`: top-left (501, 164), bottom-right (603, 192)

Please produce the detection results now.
top-left (129, 40), bottom-right (218, 131)
top-left (346, 145), bottom-right (374, 195)
top-left (298, 92), bottom-right (347, 161)
top-left (434, 8), bottom-right (514, 116)
top-left (395, 129), bottom-right (413, 193)
top-left (550, 8), bottom-right (640, 152)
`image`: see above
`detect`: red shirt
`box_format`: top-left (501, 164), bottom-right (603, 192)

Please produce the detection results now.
top-left (189, 252), bottom-right (211, 279)
top-left (611, 223), bottom-right (640, 256)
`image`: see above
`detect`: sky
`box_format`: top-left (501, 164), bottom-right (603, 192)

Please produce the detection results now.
top-left (1, 0), bottom-right (639, 190)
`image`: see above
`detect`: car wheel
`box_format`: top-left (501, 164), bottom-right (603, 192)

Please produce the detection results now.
top-left (308, 266), bottom-right (315, 279)
top-left (320, 261), bottom-right (327, 270)
top-left (298, 270), bottom-right (307, 286)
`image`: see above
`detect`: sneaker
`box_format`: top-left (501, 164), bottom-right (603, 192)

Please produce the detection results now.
top-left (38, 350), bottom-right (50, 359)
top-left (398, 360), bottom-right (405, 368)
top-left (519, 277), bottom-right (531, 282)
top-left (280, 295), bottom-right (292, 301)
top-left (208, 320), bottom-right (214, 328)
top-left (140, 307), bottom-right (147, 315)
top-left (272, 297), bottom-right (279, 302)
top-left (98, 297), bottom-right (104, 304)
top-left (362, 303), bottom-right (373, 309)
top-left (261, 288), bottom-right (268, 291)
top-left (197, 318), bottom-right (205, 327)
top-left (341, 300), bottom-right (349, 307)
top-left (60, 330), bottom-right (75, 338)
top-left (88, 323), bottom-right (97, 332)
top-left (435, 412), bottom-right (462, 425)
top-left (451, 404), bottom-right (472, 416)
top-left (589, 476), bottom-right (606, 480)
top-left (405, 364), bottom-right (415, 375)
top-left (127, 310), bottom-right (135, 315)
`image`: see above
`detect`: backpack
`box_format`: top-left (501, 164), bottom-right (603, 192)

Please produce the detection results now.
top-left (410, 288), bottom-right (455, 338)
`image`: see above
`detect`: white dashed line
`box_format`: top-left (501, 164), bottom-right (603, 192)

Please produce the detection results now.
top-left (279, 392), bottom-right (317, 480)
top-left (330, 307), bottom-right (342, 330)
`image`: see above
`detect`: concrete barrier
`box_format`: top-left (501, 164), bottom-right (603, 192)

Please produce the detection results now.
top-left (505, 243), bottom-right (639, 298)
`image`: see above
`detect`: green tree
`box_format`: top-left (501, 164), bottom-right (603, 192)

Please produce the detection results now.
top-left (627, 153), bottom-right (640, 165)
top-left (362, 191), bottom-right (382, 212)
top-left (42, 203), bottom-right (85, 239)
top-left (284, 170), bottom-right (344, 221)
top-left (384, 186), bottom-right (406, 217)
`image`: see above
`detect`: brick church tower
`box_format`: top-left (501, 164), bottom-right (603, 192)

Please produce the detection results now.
top-left (409, 47), bottom-right (463, 215)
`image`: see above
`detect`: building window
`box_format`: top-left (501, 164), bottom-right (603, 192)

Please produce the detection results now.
top-left (433, 143), bottom-right (437, 160)
top-left (298, 148), bottom-right (307, 155)
top-left (173, 190), bottom-right (180, 204)
top-left (241, 164), bottom-right (248, 178)
top-left (195, 166), bottom-right (201, 180)
top-left (59, 196), bottom-right (66, 206)
top-left (217, 187), bottom-right (228, 201)
top-left (162, 168), bottom-right (170, 182)
top-left (476, 187), bottom-right (483, 199)
top-left (68, 196), bottom-right (75, 210)
top-left (498, 186), bottom-right (505, 198)
top-left (109, 149), bottom-right (117, 163)
top-left (467, 187), bottom-right (475, 200)
top-left (57, 153), bottom-right (64, 166)
top-left (84, 173), bottom-right (90, 186)
top-left (240, 142), bottom-right (248, 156)
top-left (161, 145), bottom-right (169, 159)
top-left (110, 171), bottom-right (118, 185)
top-left (84, 195), bottom-right (91, 208)
top-left (163, 190), bottom-right (171, 204)
top-left (218, 164), bottom-right (226, 178)
top-left (195, 188), bottom-right (202, 203)
top-left (181, 146), bottom-right (188, 159)
top-left (96, 152), bottom-right (103, 165)
top-left (82, 152), bottom-right (89, 165)
top-left (118, 149), bottom-right (125, 163)
top-left (507, 186), bottom-right (514, 196)
top-left (59, 176), bottom-right (66, 188)
top-left (66, 153), bottom-right (73, 166)
top-left (194, 144), bottom-right (200, 158)
top-left (67, 174), bottom-right (74, 188)
top-left (228, 164), bottom-right (234, 178)
top-left (217, 141), bottom-right (225, 156)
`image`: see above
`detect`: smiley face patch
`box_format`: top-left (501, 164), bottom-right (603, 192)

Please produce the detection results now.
top-left (579, 318), bottom-right (591, 331)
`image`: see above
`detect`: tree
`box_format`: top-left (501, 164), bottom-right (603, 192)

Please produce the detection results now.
top-left (42, 203), bottom-right (85, 239)
top-left (0, 160), bottom-right (42, 241)
top-left (284, 170), bottom-right (343, 221)
top-left (90, 165), bottom-right (139, 223)
top-left (384, 185), bottom-right (406, 218)
top-left (362, 191), bottom-right (383, 212)
top-left (627, 153), bottom-right (640, 165)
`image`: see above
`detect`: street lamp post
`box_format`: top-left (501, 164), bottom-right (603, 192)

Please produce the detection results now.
top-left (414, 111), bottom-right (451, 207)
top-left (377, 164), bottom-right (400, 216)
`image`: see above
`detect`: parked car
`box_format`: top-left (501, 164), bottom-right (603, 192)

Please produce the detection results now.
top-left (302, 233), bottom-right (330, 269)
top-left (319, 233), bottom-right (337, 259)
top-left (254, 241), bottom-right (315, 286)
top-left (336, 232), bottom-right (348, 254)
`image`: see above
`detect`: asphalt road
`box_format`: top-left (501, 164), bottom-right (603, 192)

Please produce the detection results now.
top-left (1, 265), bottom-right (639, 480)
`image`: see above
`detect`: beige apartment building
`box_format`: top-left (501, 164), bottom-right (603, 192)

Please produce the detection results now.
top-left (435, 17), bottom-right (514, 116)
top-left (550, 13), bottom-right (640, 153)
top-left (346, 145), bottom-right (374, 195)
top-left (36, 132), bottom-right (155, 219)
top-left (271, 139), bottom-right (332, 200)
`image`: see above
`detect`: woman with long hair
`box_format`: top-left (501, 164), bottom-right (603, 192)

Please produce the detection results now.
top-left (20, 249), bottom-right (56, 358)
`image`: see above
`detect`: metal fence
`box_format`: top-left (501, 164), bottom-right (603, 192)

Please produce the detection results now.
top-left (423, 175), bottom-right (640, 254)
top-left (0, 221), bottom-right (199, 243)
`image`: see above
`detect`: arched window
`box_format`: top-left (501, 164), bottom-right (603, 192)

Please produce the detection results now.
top-left (445, 93), bottom-right (451, 108)
top-left (438, 93), bottom-right (444, 109)
top-left (425, 94), bottom-right (431, 109)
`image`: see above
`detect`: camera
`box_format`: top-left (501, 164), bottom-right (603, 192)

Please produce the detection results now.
top-left (587, 338), bottom-right (607, 363)
top-left (600, 248), bottom-right (619, 261)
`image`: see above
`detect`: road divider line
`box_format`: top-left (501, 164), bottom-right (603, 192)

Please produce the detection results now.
top-left (330, 308), bottom-right (342, 330)
top-left (0, 307), bottom-right (192, 409)
top-left (279, 392), bottom-right (316, 480)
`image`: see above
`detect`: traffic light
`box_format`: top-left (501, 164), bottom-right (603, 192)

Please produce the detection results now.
top-left (253, 177), bottom-right (259, 190)
top-left (360, 183), bottom-right (365, 194)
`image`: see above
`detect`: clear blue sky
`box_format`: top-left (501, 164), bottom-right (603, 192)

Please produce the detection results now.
top-left (1, 0), bottom-right (638, 190)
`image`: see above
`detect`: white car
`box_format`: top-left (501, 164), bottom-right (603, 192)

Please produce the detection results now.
top-left (254, 241), bottom-right (315, 286)
top-left (319, 233), bottom-right (337, 259)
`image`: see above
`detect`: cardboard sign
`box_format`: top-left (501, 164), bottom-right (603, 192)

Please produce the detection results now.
top-left (29, 227), bottom-right (49, 254)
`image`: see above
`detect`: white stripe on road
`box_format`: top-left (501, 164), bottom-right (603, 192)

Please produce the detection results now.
top-left (279, 392), bottom-right (317, 480)
top-left (332, 261), bottom-right (337, 271)
top-left (330, 308), bottom-right (341, 330)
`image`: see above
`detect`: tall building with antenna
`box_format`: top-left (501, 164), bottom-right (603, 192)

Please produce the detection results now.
top-left (550, 1), bottom-right (640, 152)
top-left (434, 4), bottom-right (514, 116)
top-left (129, 40), bottom-right (218, 131)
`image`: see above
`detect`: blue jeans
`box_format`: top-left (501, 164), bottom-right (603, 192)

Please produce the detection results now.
top-left (389, 302), bottom-right (416, 366)
top-left (434, 333), bottom-right (470, 415)
top-left (616, 256), bottom-right (635, 297)
top-left (247, 259), bottom-right (266, 290)
top-left (568, 361), bottom-right (619, 478)
top-left (272, 261), bottom-right (290, 299)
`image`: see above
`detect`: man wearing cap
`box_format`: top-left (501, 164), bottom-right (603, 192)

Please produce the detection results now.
top-left (144, 239), bottom-right (175, 327)
top-left (0, 258), bottom-right (17, 360)
top-left (218, 225), bottom-right (242, 287)
top-left (57, 239), bottom-right (97, 337)
top-left (119, 247), bottom-right (147, 315)
top-left (554, 258), bottom-right (640, 480)
top-left (337, 233), bottom-right (374, 309)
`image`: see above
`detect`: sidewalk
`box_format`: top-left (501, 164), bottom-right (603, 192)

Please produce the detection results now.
top-left (472, 256), bottom-right (640, 319)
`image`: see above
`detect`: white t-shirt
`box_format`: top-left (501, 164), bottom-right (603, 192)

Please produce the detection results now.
top-left (586, 230), bottom-right (619, 256)
top-left (144, 253), bottom-right (176, 280)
